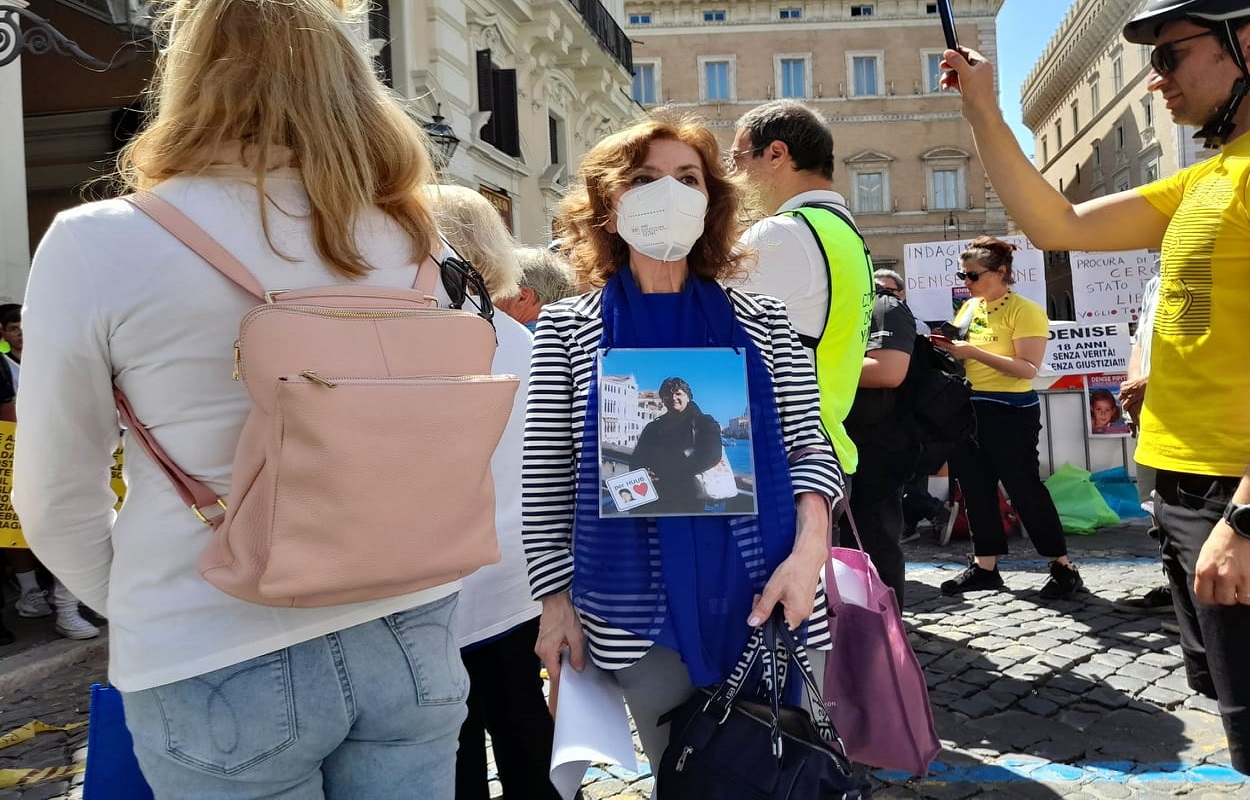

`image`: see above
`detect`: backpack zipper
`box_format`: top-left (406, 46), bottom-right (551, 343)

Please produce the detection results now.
top-left (675, 745), bottom-right (693, 772)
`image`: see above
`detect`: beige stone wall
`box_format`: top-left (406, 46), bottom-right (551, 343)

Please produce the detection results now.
top-left (625, 0), bottom-right (1008, 269)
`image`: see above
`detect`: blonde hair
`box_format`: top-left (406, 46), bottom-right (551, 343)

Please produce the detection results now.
top-left (117, 0), bottom-right (438, 278)
top-left (424, 185), bottom-right (522, 299)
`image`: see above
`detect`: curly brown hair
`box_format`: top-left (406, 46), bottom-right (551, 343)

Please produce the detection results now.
top-left (555, 110), bottom-right (748, 288)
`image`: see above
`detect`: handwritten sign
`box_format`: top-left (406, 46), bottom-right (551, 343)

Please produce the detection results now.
top-left (1042, 322), bottom-right (1132, 376)
top-left (1070, 250), bottom-right (1158, 322)
top-left (0, 421), bottom-right (125, 548)
top-left (902, 235), bottom-right (1047, 323)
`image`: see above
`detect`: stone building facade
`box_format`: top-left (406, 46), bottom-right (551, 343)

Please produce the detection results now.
top-left (623, 0), bottom-right (1008, 269)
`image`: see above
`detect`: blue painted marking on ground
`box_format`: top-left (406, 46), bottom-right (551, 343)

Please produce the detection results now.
top-left (879, 761), bottom-right (1246, 784)
top-left (906, 556), bottom-right (1160, 571)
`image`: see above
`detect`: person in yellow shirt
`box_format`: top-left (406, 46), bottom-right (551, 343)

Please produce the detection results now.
top-left (932, 237), bottom-right (1082, 599)
top-left (941, 0), bottom-right (1250, 773)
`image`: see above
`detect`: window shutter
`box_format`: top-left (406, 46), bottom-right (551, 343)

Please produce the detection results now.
top-left (476, 49), bottom-right (496, 144)
top-left (494, 68), bottom-right (520, 157)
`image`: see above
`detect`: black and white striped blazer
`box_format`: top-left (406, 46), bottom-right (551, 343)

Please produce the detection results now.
top-left (521, 286), bottom-right (847, 667)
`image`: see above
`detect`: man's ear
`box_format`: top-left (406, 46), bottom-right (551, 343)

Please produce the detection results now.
top-left (520, 287), bottom-right (540, 309)
top-left (766, 140), bottom-right (791, 168)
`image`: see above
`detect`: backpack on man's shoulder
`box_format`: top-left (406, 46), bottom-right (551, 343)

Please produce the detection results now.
top-left (115, 192), bottom-right (518, 608)
top-left (897, 332), bottom-right (976, 479)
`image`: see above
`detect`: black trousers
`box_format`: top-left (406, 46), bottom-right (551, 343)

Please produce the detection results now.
top-left (839, 454), bottom-right (907, 605)
top-left (902, 474), bottom-right (945, 528)
top-left (456, 617), bottom-right (562, 800)
top-left (1155, 470), bottom-right (1250, 774)
top-left (948, 401), bottom-right (1067, 559)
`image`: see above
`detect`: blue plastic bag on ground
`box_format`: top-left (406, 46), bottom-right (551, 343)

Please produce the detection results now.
top-left (1043, 463), bottom-right (1122, 534)
top-left (84, 683), bottom-right (153, 800)
top-left (1092, 467), bottom-right (1150, 519)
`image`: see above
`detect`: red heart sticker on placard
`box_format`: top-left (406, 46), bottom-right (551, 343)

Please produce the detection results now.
top-left (633, 483), bottom-right (648, 496)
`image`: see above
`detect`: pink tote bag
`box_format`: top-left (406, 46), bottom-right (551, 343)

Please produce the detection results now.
top-left (822, 509), bottom-right (941, 776)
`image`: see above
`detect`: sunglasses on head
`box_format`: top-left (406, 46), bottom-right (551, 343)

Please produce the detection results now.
top-left (438, 253), bottom-right (495, 323)
top-left (1150, 30), bottom-right (1218, 75)
top-left (956, 270), bottom-right (989, 282)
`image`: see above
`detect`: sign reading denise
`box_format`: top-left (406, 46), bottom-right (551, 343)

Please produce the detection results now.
top-left (1041, 322), bottom-right (1132, 376)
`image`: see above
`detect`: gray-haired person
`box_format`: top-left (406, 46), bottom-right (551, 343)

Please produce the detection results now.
top-left (496, 247), bottom-right (576, 331)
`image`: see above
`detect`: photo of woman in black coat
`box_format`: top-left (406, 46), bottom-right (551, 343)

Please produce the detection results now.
top-left (629, 377), bottom-right (722, 514)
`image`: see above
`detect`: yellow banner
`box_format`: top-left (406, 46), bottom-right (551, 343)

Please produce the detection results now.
top-left (0, 421), bottom-right (125, 549)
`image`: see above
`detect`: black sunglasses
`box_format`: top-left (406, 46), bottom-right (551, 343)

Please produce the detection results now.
top-left (1151, 30), bottom-right (1218, 75)
top-left (955, 270), bottom-right (988, 282)
top-left (438, 252), bottom-right (495, 323)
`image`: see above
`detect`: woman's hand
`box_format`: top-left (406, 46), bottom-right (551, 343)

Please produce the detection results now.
top-left (535, 592), bottom-right (586, 716)
top-left (940, 47), bottom-right (999, 120)
top-left (933, 337), bottom-right (980, 362)
top-left (748, 493), bottom-right (829, 630)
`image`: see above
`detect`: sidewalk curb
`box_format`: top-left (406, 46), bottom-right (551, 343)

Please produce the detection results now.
top-left (0, 633), bottom-right (108, 699)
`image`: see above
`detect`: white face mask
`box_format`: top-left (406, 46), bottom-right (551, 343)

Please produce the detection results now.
top-left (614, 175), bottom-right (709, 262)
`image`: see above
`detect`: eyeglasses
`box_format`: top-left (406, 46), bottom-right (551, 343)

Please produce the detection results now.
top-left (723, 147), bottom-right (761, 167)
top-left (438, 254), bottom-right (495, 322)
top-left (955, 270), bottom-right (988, 282)
top-left (1150, 30), bottom-right (1218, 75)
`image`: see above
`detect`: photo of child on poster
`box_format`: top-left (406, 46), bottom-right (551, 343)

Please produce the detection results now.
top-left (598, 348), bottom-right (757, 517)
top-left (1086, 374), bottom-right (1132, 437)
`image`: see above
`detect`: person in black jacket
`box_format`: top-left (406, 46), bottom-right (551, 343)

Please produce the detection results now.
top-left (629, 377), bottom-right (723, 514)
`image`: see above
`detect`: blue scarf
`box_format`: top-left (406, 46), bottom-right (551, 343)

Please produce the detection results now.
top-left (572, 266), bottom-right (799, 687)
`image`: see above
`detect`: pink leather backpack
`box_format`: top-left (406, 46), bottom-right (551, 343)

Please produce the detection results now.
top-left (115, 192), bottom-right (517, 608)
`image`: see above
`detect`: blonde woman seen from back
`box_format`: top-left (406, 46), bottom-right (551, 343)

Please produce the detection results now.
top-left (13, 1), bottom-right (473, 796)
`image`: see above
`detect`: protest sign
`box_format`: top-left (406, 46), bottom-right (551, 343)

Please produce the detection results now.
top-left (902, 235), bottom-right (1047, 324)
top-left (0, 422), bottom-right (125, 548)
top-left (1069, 250), bottom-right (1158, 322)
top-left (1042, 321), bottom-right (1132, 376)
top-left (1086, 374), bottom-right (1132, 438)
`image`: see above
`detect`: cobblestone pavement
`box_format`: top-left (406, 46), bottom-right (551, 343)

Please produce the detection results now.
top-left (3, 520), bottom-right (1246, 798)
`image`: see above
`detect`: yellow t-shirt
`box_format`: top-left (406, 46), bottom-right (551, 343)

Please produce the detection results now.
top-left (953, 292), bottom-right (1049, 393)
top-left (1135, 133), bottom-right (1250, 477)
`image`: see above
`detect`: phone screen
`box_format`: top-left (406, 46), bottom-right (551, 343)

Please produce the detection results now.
top-left (938, 0), bottom-right (959, 51)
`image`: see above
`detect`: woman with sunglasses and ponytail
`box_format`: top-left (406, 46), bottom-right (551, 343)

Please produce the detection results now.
top-left (932, 236), bottom-right (1084, 601)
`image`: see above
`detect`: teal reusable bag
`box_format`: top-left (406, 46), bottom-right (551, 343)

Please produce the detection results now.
top-left (1092, 467), bottom-right (1150, 519)
top-left (1044, 463), bottom-right (1122, 534)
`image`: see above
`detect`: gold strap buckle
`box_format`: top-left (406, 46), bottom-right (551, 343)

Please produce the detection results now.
top-left (191, 499), bottom-right (228, 525)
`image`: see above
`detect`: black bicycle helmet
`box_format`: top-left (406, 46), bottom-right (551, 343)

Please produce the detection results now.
top-left (1123, 0), bottom-right (1250, 147)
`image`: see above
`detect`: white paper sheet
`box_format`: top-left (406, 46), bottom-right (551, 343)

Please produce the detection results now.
top-left (548, 654), bottom-right (638, 800)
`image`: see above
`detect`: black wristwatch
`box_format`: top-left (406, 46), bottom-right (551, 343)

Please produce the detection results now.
top-left (1223, 502), bottom-right (1250, 540)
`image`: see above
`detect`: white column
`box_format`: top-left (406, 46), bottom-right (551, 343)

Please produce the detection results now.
top-left (0, 0), bottom-right (31, 303)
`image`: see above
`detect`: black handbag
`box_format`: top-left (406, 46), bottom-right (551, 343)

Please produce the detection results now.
top-left (657, 614), bottom-right (867, 799)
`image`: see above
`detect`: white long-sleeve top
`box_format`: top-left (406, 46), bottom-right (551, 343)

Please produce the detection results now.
top-left (14, 170), bottom-right (467, 691)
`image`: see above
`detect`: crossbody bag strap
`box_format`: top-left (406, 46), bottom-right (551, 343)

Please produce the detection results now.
top-left (125, 193), bottom-right (267, 301)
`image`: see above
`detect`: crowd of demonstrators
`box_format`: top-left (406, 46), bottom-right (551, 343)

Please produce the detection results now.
top-left (935, 238), bottom-right (1084, 600)
top-left (523, 111), bottom-right (845, 783)
top-left (942, 0), bottom-right (1250, 772)
top-left (15, 0), bottom-right (478, 795)
top-left (495, 247), bottom-right (576, 331)
top-left (426, 185), bottom-right (567, 800)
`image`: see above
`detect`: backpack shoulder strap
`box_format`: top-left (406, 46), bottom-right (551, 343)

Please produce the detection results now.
top-left (125, 193), bottom-right (267, 300)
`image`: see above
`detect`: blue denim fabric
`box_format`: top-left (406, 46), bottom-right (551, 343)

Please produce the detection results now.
top-left (122, 593), bottom-right (468, 799)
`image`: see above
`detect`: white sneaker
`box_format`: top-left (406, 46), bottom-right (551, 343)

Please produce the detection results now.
top-left (15, 589), bottom-right (53, 618)
top-left (55, 610), bottom-right (100, 640)
top-left (939, 502), bottom-right (959, 547)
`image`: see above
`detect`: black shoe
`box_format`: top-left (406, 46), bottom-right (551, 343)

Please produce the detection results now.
top-left (1039, 561), bottom-right (1084, 599)
top-left (1111, 585), bottom-right (1173, 614)
top-left (941, 561), bottom-right (1004, 594)
top-left (900, 523), bottom-right (921, 544)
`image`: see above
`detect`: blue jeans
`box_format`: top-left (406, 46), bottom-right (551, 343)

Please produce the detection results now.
top-left (122, 593), bottom-right (468, 799)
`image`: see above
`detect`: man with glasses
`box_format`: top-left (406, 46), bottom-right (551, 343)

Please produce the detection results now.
top-left (729, 100), bottom-right (874, 481)
top-left (943, 0), bottom-right (1250, 774)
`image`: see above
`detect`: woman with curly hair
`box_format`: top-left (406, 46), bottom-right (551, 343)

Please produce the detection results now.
top-left (521, 110), bottom-right (846, 779)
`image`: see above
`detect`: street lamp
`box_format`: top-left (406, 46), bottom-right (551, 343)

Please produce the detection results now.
top-left (422, 105), bottom-right (460, 170)
top-left (943, 210), bottom-right (961, 241)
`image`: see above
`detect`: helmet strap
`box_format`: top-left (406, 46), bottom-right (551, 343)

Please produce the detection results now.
top-left (1195, 20), bottom-right (1250, 148)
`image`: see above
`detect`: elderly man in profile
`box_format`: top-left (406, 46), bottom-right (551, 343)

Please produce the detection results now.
top-left (495, 247), bottom-right (576, 331)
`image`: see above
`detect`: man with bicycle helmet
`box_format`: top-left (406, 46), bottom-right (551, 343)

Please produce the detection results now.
top-left (939, 0), bottom-right (1250, 773)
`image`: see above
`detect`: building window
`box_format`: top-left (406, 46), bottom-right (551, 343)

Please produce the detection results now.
top-left (1141, 96), bottom-right (1154, 127)
top-left (1041, 135), bottom-right (1049, 163)
top-left (779, 8), bottom-right (802, 19)
top-left (1055, 119), bottom-right (1063, 149)
top-left (476, 49), bottom-right (520, 158)
top-left (925, 52), bottom-right (944, 93)
top-left (851, 4), bottom-right (874, 16)
top-left (703, 10), bottom-right (726, 22)
top-left (1116, 173), bottom-right (1131, 192)
top-left (1112, 54), bottom-right (1123, 92)
top-left (1090, 79), bottom-right (1101, 113)
top-left (778, 57), bottom-right (808, 98)
top-left (632, 61), bottom-right (658, 105)
top-left (1093, 139), bottom-right (1101, 166)
top-left (1071, 101), bottom-right (1080, 132)
top-left (701, 58), bottom-right (733, 102)
top-left (926, 3), bottom-right (938, 13)
top-left (1144, 157), bottom-right (1160, 183)
top-left (1115, 124), bottom-right (1125, 151)
top-left (931, 168), bottom-right (960, 209)
top-left (548, 114), bottom-right (563, 166)
top-left (854, 171), bottom-right (885, 213)
top-left (628, 12), bottom-right (652, 24)
top-left (850, 54), bottom-right (882, 96)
